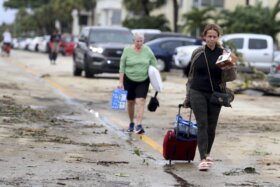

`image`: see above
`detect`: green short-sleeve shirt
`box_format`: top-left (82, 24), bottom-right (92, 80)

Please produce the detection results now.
top-left (119, 45), bottom-right (158, 82)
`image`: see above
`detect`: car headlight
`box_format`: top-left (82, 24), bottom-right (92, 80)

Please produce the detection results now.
top-left (89, 46), bottom-right (104, 53)
top-left (178, 50), bottom-right (187, 57)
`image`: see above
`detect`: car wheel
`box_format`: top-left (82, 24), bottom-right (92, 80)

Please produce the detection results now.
top-left (84, 56), bottom-right (94, 78)
top-left (73, 64), bottom-right (82, 76)
top-left (35, 44), bottom-right (39, 52)
top-left (84, 69), bottom-right (93, 78)
top-left (73, 66), bottom-right (82, 76)
top-left (157, 58), bottom-right (171, 72)
top-left (157, 58), bottom-right (166, 72)
top-left (73, 55), bottom-right (82, 76)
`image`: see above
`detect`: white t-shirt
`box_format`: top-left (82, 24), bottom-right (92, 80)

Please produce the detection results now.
top-left (3, 31), bottom-right (12, 43)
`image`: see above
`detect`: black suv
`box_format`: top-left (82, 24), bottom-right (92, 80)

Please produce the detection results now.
top-left (73, 26), bottom-right (133, 77)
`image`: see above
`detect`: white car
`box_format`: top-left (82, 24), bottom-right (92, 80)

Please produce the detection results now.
top-left (173, 45), bottom-right (202, 68)
top-left (38, 35), bottom-right (50, 53)
top-left (28, 36), bottom-right (43, 51)
top-left (173, 33), bottom-right (274, 73)
top-left (18, 38), bottom-right (32, 50)
top-left (221, 33), bottom-right (274, 73)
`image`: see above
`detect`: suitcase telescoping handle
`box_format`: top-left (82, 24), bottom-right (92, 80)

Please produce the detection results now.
top-left (178, 104), bottom-right (192, 121)
top-left (176, 104), bottom-right (193, 138)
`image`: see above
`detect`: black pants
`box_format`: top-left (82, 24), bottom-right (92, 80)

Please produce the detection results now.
top-left (49, 52), bottom-right (57, 61)
top-left (190, 89), bottom-right (221, 160)
top-left (48, 41), bottom-right (59, 61)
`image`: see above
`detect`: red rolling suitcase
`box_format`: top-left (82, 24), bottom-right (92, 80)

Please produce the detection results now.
top-left (163, 104), bottom-right (197, 164)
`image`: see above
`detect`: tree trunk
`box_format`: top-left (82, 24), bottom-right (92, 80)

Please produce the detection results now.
top-left (173, 0), bottom-right (178, 32)
top-left (141, 0), bottom-right (150, 16)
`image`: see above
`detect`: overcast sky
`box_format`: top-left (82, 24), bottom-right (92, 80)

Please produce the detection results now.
top-left (0, 0), bottom-right (17, 25)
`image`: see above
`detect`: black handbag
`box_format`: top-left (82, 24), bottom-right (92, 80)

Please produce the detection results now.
top-left (210, 91), bottom-right (233, 107)
top-left (148, 91), bottom-right (159, 112)
top-left (203, 52), bottom-right (234, 107)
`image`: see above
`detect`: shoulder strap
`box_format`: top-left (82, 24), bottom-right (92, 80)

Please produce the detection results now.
top-left (203, 51), bottom-right (214, 92)
top-left (188, 46), bottom-right (204, 78)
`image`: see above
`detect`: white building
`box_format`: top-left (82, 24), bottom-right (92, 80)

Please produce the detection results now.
top-left (95, 0), bottom-right (124, 26)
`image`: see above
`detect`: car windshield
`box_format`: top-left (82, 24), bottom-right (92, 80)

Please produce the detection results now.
top-left (89, 30), bottom-right (132, 44)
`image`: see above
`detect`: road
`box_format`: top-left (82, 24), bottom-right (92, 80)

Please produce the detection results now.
top-left (0, 50), bottom-right (279, 186)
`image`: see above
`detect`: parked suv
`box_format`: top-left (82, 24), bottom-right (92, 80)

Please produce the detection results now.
top-left (73, 26), bottom-right (133, 77)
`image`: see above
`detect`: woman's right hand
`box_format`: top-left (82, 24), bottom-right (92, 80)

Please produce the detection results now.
top-left (117, 81), bottom-right (124, 89)
top-left (183, 96), bottom-right (191, 108)
top-left (118, 73), bottom-right (124, 89)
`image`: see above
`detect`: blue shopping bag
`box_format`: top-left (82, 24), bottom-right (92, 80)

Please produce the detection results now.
top-left (174, 115), bottom-right (198, 136)
top-left (111, 89), bottom-right (127, 110)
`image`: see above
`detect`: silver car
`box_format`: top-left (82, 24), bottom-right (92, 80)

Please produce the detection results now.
top-left (267, 56), bottom-right (280, 87)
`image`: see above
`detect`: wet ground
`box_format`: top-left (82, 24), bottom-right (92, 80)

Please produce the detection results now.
top-left (0, 50), bottom-right (279, 186)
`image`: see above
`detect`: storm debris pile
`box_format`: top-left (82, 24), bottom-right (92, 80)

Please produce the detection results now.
top-left (0, 95), bottom-right (49, 124)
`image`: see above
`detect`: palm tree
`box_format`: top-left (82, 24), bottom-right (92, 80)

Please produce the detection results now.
top-left (123, 0), bottom-right (166, 17)
top-left (182, 6), bottom-right (215, 37)
top-left (221, 0), bottom-right (280, 45)
top-left (122, 0), bottom-right (169, 30)
top-left (267, 0), bottom-right (280, 43)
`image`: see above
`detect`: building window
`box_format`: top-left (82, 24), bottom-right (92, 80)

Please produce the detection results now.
top-left (195, 0), bottom-right (224, 8)
top-left (111, 9), bottom-right (121, 25)
top-left (201, 0), bottom-right (210, 6)
top-left (213, 0), bottom-right (224, 7)
top-left (79, 15), bottom-right (88, 26)
top-left (193, 0), bottom-right (199, 7)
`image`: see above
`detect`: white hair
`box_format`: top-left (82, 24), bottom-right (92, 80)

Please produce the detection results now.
top-left (133, 32), bottom-right (145, 41)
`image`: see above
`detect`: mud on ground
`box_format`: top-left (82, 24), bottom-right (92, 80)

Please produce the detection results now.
top-left (0, 93), bottom-right (173, 186)
top-left (1, 51), bottom-right (280, 186)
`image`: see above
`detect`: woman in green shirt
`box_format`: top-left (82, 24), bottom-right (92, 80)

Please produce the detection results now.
top-left (118, 32), bottom-right (157, 134)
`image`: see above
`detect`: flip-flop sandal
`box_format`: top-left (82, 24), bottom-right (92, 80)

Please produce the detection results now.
top-left (206, 161), bottom-right (213, 167)
top-left (206, 156), bottom-right (213, 162)
top-left (206, 156), bottom-right (214, 166)
top-left (198, 161), bottom-right (209, 171)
